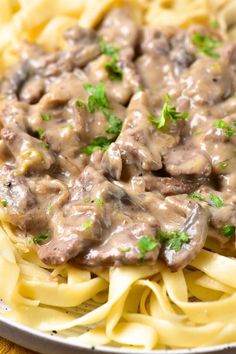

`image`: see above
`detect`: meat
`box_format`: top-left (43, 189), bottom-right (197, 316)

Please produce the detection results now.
top-left (102, 91), bottom-right (179, 180)
top-left (1, 127), bottom-right (55, 172)
top-left (161, 201), bottom-right (209, 270)
top-left (1, 8), bottom-right (236, 271)
top-left (164, 147), bottom-right (212, 177)
top-left (0, 165), bottom-right (36, 228)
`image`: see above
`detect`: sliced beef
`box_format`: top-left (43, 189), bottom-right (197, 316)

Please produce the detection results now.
top-left (164, 146), bottom-right (212, 177)
top-left (1, 127), bottom-right (55, 172)
top-left (102, 92), bottom-right (179, 180)
top-left (0, 165), bottom-right (36, 228)
top-left (161, 201), bottom-right (209, 271)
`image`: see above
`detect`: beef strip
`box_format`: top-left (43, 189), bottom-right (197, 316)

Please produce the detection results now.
top-left (1, 8), bottom-right (236, 271)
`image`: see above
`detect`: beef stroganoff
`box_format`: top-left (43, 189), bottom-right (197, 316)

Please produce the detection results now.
top-left (1, 0), bottom-right (236, 350)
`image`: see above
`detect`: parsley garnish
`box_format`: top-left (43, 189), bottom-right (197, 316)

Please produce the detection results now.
top-left (189, 192), bottom-right (207, 202)
top-left (35, 128), bottom-right (45, 139)
top-left (220, 225), bottom-right (235, 239)
top-left (149, 95), bottom-right (188, 129)
top-left (156, 231), bottom-right (189, 252)
top-left (83, 82), bottom-right (109, 113)
top-left (99, 40), bottom-right (123, 81)
top-left (118, 246), bottom-right (131, 253)
top-left (81, 136), bottom-right (114, 155)
top-left (105, 58), bottom-right (123, 81)
top-left (137, 235), bottom-right (159, 259)
top-left (1, 200), bottom-right (8, 207)
top-left (76, 99), bottom-right (86, 108)
top-left (41, 114), bottom-right (51, 122)
top-left (103, 109), bottom-right (122, 135)
top-left (219, 161), bottom-right (228, 169)
top-left (81, 221), bottom-right (93, 230)
top-left (95, 198), bottom-right (104, 206)
top-left (209, 194), bottom-right (224, 208)
top-left (214, 120), bottom-right (235, 138)
top-left (210, 19), bottom-right (218, 29)
top-left (41, 142), bottom-right (49, 149)
top-left (33, 232), bottom-right (49, 245)
top-left (192, 33), bottom-right (221, 58)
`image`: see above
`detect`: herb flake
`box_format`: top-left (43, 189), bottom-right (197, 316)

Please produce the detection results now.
top-left (1, 200), bottom-right (8, 207)
top-left (137, 235), bottom-right (159, 259)
top-left (41, 114), bottom-right (51, 122)
top-left (149, 95), bottom-right (188, 129)
top-left (220, 225), bottom-right (235, 239)
top-left (81, 221), bottom-right (93, 230)
top-left (81, 136), bottom-right (113, 155)
top-left (192, 33), bottom-right (221, 58)
top-left (156, 230), bottom-right (189, 252)
top-left (209, 194), bottom-right (224, 208)
top-left (33, 232), bottom-right (49, 245)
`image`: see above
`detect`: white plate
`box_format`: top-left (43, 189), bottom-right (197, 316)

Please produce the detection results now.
top-left (0, 315), bottom-right (236, 354)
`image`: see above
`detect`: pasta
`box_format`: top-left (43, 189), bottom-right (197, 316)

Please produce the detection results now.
top-left (1, 0), bottom-right (236, 351)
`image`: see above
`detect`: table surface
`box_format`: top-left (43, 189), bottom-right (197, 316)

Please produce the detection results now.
top-left (0, 337), bottom-right (36, 354)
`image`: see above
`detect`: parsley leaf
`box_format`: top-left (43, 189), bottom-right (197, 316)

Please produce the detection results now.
top-left (99, 39), bottom-right (123, 81)
top-left (220, 225), bottom-right (235, 239)
top-left (33, 232), bottom-right (49, 245)
top-left (137, 235), bottom-right (159, 259)
top-left (149, 95), bottom-right (188, 129)
top-left (103, 109), bottom-right (122, 135)
top-left (105, 58), bottom-right (123, 81)
top-left (81, 221), bottom-right (93, 230)
top-left (95, 198), bottom-right (104, 206)
top-left (81, 136), bottom-right (114, 155)
top-left (76, 99), bottom-right (86, 108)
top-left (188, 192), bottom-right (207, 202)
top-left (192, 33), bottom-right (221, 58)
top-left (156, 231), bottom-right (189, 252)
top-left (118, 246), bottom-right (131, 253)
top-left (99, 40), bottom-right (119, 57)
top-left (214, 120), bottom-right (235, 138)
top-left (210, 19), bottom-right (218, 29)
top-left (1, 200), bottom-right (8, 207)
top-left (41, 114), bottom-right (51, 122)
top-left (209, 194), bottom-right (224, 208)
top-left (219, 161), bottom-right (229, 169)
top-left (41, 142), bottom-right (49, 149)
top-left (83, 82), bottom-right (109, 113)
top-left (35, 128), bottom-right (45, 139)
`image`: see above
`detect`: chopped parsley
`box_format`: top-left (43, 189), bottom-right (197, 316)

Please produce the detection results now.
top-left (149, 95), bottom-right (188, 129)
top-left (118, 246), bottom-right (131, 253)
top-left (41, 114), bottom-right (51, 122)
top-left (83, 197), bottom-right (90, 204)
top-left (103, 109), bottom-right (122, 135)
top-left (35, 128), bottom-right (45, 139)
top-left (189, 192), bottom-right (207, 202)
top-left (33, 232), bottom-right (49, 245)
top-left (99, 39), bottom-right (123, 81)
top-left (210, 19), bottom-right (218, 29)
top-left (83, 82), bottom-right (109, 113)
top-left (220, 225), bottom-right (235, 239)
top-left (76, 99), bottom-right (86, 108)
top-left (137, 235), bottom-right (159, 260)
top-left (41, 142), bottom-right (49, 149)
top-left (156, 231), bottom-right (189, 252)
top-left (1, 200), bottom-right (8, 207)
top-left (95, 198), bottom-right (104, 206)
top-left (218, 161), bottom-right (229, 169)
top-left (81, 136), bottom-right (114, 155)
top-left (209, 194), bottom-right (224, 208)
top-left (81, 221), bottom-right (94, 230)
top-left (214, 120), bottom-right (235, 138)
top-left (47, 204), bottom-right (53, 213)
top-left (192, 33), bottom-right (221, 58)
top-left (105, 58), bottom-right (123, 81)
top-left (135, 86), bottom-right (144, 93)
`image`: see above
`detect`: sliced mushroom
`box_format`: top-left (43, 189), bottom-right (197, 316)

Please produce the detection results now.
top-left (162, 201), bottom-right (209, 271)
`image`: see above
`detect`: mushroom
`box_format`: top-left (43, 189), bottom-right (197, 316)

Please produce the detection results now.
top-left (161, 201), bottom-right (209, 271)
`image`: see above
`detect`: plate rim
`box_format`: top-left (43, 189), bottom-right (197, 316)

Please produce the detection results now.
top-left (0, 314), bottom-right (235, 354)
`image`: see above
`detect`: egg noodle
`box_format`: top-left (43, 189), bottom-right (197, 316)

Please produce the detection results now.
top-left (1, 0), bottom-right (236, 350)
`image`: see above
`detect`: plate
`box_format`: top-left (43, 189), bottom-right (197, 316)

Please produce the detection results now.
top-left (0, 315), bottom-right (235, 354)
